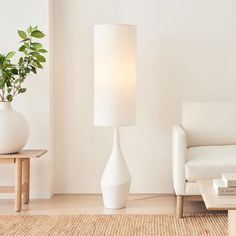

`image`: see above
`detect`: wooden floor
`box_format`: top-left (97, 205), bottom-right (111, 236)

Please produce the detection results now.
top-left (0, 194), bottom-right (215, 215)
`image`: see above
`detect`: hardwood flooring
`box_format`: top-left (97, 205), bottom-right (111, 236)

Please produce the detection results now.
top-left (0, 194), bottom-right (212, 215)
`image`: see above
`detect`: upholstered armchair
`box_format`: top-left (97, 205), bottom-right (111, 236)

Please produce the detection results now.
top-left (172, 102), bottom-right (236, 218)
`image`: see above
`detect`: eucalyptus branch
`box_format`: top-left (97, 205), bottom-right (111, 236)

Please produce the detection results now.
top-left (0, 26), bottom-right (47, 102)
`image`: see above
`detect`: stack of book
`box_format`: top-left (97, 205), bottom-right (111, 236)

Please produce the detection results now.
top-left (213, 173), bottom-right (236, 196)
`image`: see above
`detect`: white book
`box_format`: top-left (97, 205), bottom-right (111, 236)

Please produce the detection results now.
top-left (222, 173), bottom-right (236, 187)
top-left (213, 179), bottom-right (236, 196)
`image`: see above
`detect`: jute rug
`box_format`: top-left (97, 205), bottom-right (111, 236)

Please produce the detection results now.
top-left (0, 213), bottom-right (227, 236)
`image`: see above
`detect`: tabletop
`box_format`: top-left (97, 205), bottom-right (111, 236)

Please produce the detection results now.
top-left (0, 150), bottom-right (47, 159)
top-left (198, 179), bottom-right (236, 210)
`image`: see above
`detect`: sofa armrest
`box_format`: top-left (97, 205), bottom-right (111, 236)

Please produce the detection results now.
top-left (172, 125), bottom-right (187, 195)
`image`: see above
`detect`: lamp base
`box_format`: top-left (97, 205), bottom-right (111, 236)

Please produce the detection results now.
top-left (101, 181), bottom-right (131, 209)
top-left (101, 127), bottom-right (131, 209)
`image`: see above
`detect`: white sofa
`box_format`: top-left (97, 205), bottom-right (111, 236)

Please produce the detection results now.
top-left (172, 102), bottom-right (236, 218)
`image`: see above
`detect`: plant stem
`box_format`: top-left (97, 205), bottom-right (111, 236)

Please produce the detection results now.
top-left (2, 87), bottom-right (5, 101)
top-left (0, 90), bottom-right (4, 102)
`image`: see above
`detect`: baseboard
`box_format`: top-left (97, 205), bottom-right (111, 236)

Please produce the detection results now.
top-left (52, 193), bottom-right (175, 198)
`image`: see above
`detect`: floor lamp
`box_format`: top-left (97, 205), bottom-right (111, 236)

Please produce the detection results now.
top-left (94, 24), bottom-right (137, 209)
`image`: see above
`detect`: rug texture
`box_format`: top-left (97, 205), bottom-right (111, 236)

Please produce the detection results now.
top-left (0, 213), bottom-right (227, 236)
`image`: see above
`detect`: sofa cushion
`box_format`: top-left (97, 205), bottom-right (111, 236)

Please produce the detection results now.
top-left (185, 145), bottom-right (236, 182)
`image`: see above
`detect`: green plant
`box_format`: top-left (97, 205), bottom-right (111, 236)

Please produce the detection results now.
top-left (0, 26), bottom-right (47, 102)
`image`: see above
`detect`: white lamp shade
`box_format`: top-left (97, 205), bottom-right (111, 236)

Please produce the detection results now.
top-left (94, 24), bottom-right (136, 126)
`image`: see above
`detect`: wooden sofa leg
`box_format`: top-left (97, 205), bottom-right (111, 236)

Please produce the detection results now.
top-left (176, 195), bottom-right (184, 218)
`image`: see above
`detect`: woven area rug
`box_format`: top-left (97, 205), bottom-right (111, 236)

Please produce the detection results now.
top-left (0, 213), bottom-right (227, 236)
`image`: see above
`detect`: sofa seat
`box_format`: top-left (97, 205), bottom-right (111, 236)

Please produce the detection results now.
top-left (185, 145), bottom-right (236, 182)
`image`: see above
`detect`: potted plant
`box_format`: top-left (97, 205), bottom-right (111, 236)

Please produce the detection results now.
top-left (0, 26), bottom-right (47, 154)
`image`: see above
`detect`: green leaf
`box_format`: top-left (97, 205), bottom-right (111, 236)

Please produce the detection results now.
top-left (5, 52), bottom-right (15, 61)
top-left (18, 57), bottom-right (23, 66)
top-left (32, 42), bottom-right (43, 49)
top-left (24, 43), bottom-right (30, 48)
top-left (19, 45), bottom-right (26, 52)
top-left (20, 38), bottom-right (30, 43)
top-left (32, 61), bottom-right (43, 69)
top-left (33, 54), bottom-right (46, 62)
top-left (18, 88), bottom-right (26, 94)
top-left (38, 49), bottom-right (47, 53)
top-left (31, 30), bottom-right (45, 38)
top-left (7, 94), bottom-right (13, 102)
top-left (32, 61), bottom-right (38, 68)
top-left (7, 88), bottom-right (12, 93)
top-left (30, 65), bottom-right (37, 74)
top-left (0, 54), bottom-right (5, 65)
top-left (32, 26), bottom-right (38, 31)
top-left (2, 61), bottom-right (9, 69)
top-left (11, 68), bottom-right (18, 75)
top-left (0, 79), bottom-right (5, 89)
top-left (15, 79), bottom-right (21, 84)
top-left (23, 50), bottom-right (29, 55)
top-left (6, 80), bottom-right (12, 87)
top-left (18, 30), bottom-right (27, 39)
top-left (30, 52), bottom-right (39, 56)
top-left (27, 25), bottom-right (32, 34)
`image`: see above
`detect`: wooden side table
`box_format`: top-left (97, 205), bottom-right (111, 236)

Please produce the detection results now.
top-left (0, 150), bottom-right (47, 212)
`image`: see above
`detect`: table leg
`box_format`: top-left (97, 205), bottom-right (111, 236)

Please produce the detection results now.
top-left (228, 210), bottom-right (236, 236)
top-left (15, 158), bottom-right (22, 212)
top-left (23, 159), bottom-right (30, 204)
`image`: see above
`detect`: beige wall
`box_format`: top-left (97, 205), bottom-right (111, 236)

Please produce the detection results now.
top-left (54, 0), bottom-right (236, 193)
top-left (0, 0), bottom-right (53, 198)
top-left (2, 0), bottom-right (236, 197)
top-left (54, 0), bottom-right (236, 192)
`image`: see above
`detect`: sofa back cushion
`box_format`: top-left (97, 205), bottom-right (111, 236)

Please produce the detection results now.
top-left (182, 102), bottom-right (236, 147)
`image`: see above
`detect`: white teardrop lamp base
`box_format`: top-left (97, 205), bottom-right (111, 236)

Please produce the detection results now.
top-left (101, 127), bottom-right (131, 209)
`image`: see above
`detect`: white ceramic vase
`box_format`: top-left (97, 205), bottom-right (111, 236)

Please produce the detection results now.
top-left (0, 102), bottom-right (29, 154)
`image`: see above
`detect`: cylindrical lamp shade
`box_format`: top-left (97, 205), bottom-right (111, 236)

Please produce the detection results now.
top-left (94, 24), bottom-right (136, 126)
